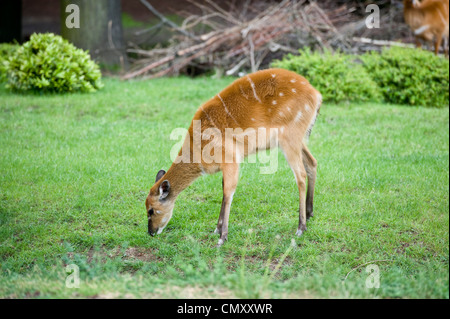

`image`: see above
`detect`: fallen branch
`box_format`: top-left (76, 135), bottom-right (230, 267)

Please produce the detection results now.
top-left (122, 54), bottom-right (175, 80)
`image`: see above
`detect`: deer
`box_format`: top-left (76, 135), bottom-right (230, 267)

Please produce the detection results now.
top-left (403, 0), bottom-right (449, 56)
top-left (145, 68), bottom-right (322, 247)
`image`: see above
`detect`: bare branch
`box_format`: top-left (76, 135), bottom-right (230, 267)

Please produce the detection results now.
top-left (139, 0), bottom-right (197, 40)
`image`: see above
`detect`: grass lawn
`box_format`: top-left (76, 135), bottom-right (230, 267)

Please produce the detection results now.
top-left (0, 77), bottom-right (448, 298)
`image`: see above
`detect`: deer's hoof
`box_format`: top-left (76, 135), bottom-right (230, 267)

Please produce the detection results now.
top-left (217, 234), bottom-right (228, 247)
top-left (217, 238), bottom-right (225, 247)
top-left (296, 226), bottom-right (307, 237)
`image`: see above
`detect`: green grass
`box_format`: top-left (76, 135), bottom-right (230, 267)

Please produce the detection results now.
top-left (0, 77), bottom-right (448, 298)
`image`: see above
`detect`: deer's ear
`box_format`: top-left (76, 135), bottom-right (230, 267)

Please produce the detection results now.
top-left (155, 170), bottom-right (166, 182)
top-left (159, 180), bottom-right (170, 200)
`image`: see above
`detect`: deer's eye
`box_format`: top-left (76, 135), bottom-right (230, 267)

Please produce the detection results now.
top-left (148, 209), bottom-right (154, 216)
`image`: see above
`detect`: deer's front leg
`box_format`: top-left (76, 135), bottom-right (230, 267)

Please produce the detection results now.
top-left (216, 163), bottom-right (239, 247)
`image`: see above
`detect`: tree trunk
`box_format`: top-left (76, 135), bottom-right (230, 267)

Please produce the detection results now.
top-left (61, 0), bottom-right (128, 70)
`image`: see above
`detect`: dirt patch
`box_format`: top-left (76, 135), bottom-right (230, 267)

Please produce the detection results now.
top-left (122, 247), bottom-right (160, 262)
top-left (396, 241), bottom-right (424, 254)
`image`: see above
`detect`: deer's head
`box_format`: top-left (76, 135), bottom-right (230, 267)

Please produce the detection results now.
top-left (145, 170), bottom-right (174, 236)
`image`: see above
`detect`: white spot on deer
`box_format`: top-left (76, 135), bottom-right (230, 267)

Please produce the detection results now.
top-left (280, 126), bottom-right (285, 133)
top-left (279, 112), bottom-right (284, 117)
top-left (251, 117), bottom-right (256, 122)
top-left (295, 111), bottom-right (303, 122)
top-left (305, 104), bottom-right (310, 112)
top-left (414, 25), bottom-right (430, 35)
top-left (287, 107), bottom-right (291, 112)
top-left (272, 100), bottom-right (277, 105)
top-left (290, 79), bottom-right (297, 83)
top-left (271, 74), bottom-right (276, 78)
top-left (292, 88), bottom-right (297, 93)
top-left (279, 92), bottom-right (284, 97)
top-left (246, 75), bottom-right (262, 103)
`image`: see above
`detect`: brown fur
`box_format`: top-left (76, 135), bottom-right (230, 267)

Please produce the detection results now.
top-left (404, 0), bottom-right (449, 55)
top-left (146, 68), bottom-right (322, 246)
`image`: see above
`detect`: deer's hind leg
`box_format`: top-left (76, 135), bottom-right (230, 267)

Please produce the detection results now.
top-left (214, 178), bottom-right (226, 234)
top-left (302, 143), bottom-right (317, 220)
top-left (279, 138), bottom-right (308, 237)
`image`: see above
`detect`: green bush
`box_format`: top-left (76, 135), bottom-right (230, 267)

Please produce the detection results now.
top-left (272, 48), bottom-right (381, 103)
top-left (0, 43), bottom-right (19, 82)
top-left (361, 47), bottom-right (449, 108)
top-left (4, 33), bottom-right (103, 93)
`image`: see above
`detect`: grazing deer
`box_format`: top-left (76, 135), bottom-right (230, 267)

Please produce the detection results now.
top-left (403, 0), bottom-right (449, 56)
top-left (145, 68), bottom-right (322, 246)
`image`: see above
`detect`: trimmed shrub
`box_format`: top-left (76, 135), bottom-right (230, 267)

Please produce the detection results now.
top-left (361, 47), bottom-right (449, 108)
top-left (0, 43), bottom-right (19, 82)
top-left (272, 48), bottom-right (382, 103)
top-left (4, 33), bottom-right (103, 93)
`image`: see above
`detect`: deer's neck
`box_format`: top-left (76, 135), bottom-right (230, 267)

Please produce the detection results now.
top-left (163, 161), bottom-right (203, 199)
